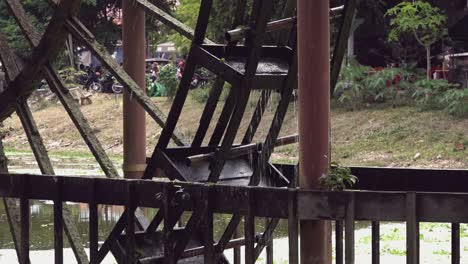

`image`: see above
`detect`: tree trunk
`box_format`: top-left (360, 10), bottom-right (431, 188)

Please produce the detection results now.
top-left (426, 46), bottom-right (431, 80)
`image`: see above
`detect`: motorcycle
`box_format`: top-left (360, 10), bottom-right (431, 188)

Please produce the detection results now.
top-left (177, 67), bottom-right (213, 89)
top-left (97, 73), bottom-right (123, 94)
top-left (77, 66), bottom-right (102, 92)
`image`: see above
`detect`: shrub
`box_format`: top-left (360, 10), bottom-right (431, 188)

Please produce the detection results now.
top-left (191, 86), bottom-right (212, 103)
top-left (439, 88), bottom-right (468, 117)
top-left (412, 79), bottom-right (467, 117)
top-left (364, 67), bottom-right (410, 104)
top-left (58, 67), bottom-right (85, 87)
top-left (158, 64), bottom-right (178, 99)
top-left (412, 79), bottom-right (456, 109)
top-left (334, 61), bottom-right (370, 110)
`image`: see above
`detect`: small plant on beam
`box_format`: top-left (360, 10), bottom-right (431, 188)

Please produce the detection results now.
top-left (319, 162), bottom-right (358, 191)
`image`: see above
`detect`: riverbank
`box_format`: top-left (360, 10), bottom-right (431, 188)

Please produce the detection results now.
top-left (1, 93), bottom-right (466, 169)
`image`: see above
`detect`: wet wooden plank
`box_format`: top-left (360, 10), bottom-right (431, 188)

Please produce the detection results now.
top-left (406, 193), bottom-right (419, 264)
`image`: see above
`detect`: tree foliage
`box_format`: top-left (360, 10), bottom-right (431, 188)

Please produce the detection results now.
top-left (386, 1), bottom-right (447, 78)
top-left (0, 0), bottom-right (176, 55)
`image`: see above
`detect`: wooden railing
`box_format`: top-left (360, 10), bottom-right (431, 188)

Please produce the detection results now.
top-left (0, 173), bottom-right (297, 264)
top-left (1, 167), bottom-right (468, 263)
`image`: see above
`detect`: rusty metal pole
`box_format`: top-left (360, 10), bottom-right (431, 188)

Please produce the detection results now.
top-left (123, 0), bottom-right (146, 179)
top-left (298, 0), bottom-right (332, 263)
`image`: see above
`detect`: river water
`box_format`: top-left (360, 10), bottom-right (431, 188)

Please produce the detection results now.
top-left (0, 152), bottom-right (461, 263)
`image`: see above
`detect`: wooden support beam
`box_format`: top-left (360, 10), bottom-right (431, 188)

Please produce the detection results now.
top-left (43, 65), bottom-right (120, 178)
top-left (0, 139), bottom-right (23, 262)
top-left (5, 0), bottom-right (120, 180)
top-left (0, 20), bottom-right (90, 264)
top-left (136, 0), bottom-right (215, 44)
top-left (65, 17), bottom-right (187, 146)
top-left (0, 0), bottom-right (81, 121)
top-left (330, 0), bottom-right (358, 95)
top-left (192, 78), bottom-right (225, 147)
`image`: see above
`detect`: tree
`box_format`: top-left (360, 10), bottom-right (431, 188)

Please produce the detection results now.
top-left (386, 1), bottom-right (447, 79)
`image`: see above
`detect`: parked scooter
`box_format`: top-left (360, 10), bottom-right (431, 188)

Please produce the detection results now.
top-left (77, 66), bottom-right (102, 92)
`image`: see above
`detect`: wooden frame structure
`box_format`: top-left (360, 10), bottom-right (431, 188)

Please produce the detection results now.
top-left (5, 0), bottom-right (465, 264)
top-left (0, 167), bottom-right (467, 263)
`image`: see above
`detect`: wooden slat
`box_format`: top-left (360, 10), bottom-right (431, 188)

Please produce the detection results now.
top-left (336, 220), bottom-right (344, 264)
top-left (208, 87), bottom-right (236, 146)
top-left (406, 192), bottom-right (419, 264)
top-left (89, 180), bottom-right (99, 263)
top-left (203, 187), bottom-right (215, 264)
top-left (242, 90), bottom-right (272, 144)
top-left (352, 166), bottom-right (468, 193)
top-left (233, 227), bottom-right (241, 264)
top-left (163, 185), bottom-right (175, 263)
top-left (452, 223), bottom-right (460, 264)
top-left (244, 189), bottom-right (256, 264)
top-left (136, 0), bottom-right (215, 44)
top-left (371, 221), bottom-right (380, 264)
top-left (43, 65), bottom-right (120, 178)
top-left (126, 182), bottom-right (136, 264)
top-left (288, 189), bottom-right (298, 264)
top-left (54, 177), bottom-right (63, 264)
top-left (20, 176), bottom-right (30, 264)
top-left (298, 190), bottom-right (468, 222)
top-left (192, 77), bottom-right (225, 146)
top-left (0, 138), bottom-right (22, 261)
top-left (154, 0), bottom-right (215, 151)
top-left (345, 193), bottom-right (355, 264)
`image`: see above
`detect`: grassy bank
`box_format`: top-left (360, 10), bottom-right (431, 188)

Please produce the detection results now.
top-left (1, 93), bottom-right (466, 169)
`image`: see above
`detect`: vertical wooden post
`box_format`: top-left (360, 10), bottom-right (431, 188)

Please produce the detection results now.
top-left (89, 179), bottom-right (99, 263)
top-left (20, 176), bottom-right (30, 264)
top-left (371, 221), bottom-right (380, 264)
top-left (406, 192), bottom-right (419, 264)
top-left (335, 220), bottom-right (344, 264)
top-left (123, 0), bottom-right (147, 179)
top-left (297, 0), bottom-right (332, 263)
top-left (126, 182), bottom-right (136, 264)
top-left (244, 188), bottom-right (255, 264)
top-left (288, 189), bottom-right (299, 264)
top-left (452, 223), bottom-right (460, 264)
top-left (54, 178), bottom-right (64, 264)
